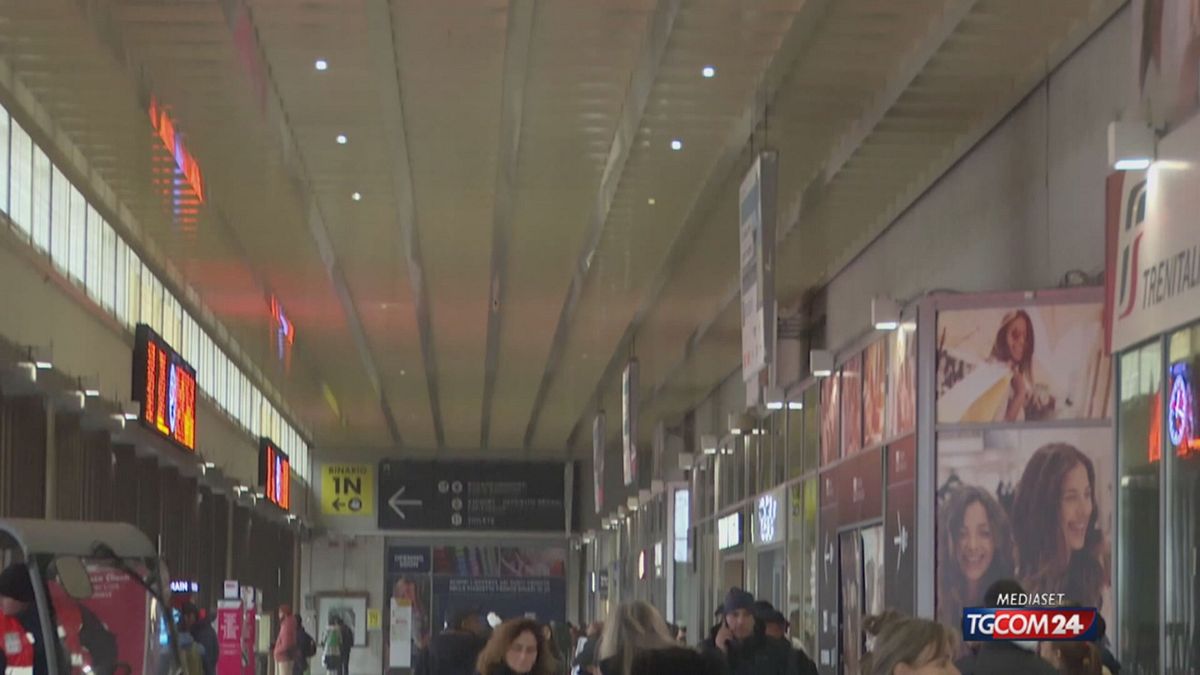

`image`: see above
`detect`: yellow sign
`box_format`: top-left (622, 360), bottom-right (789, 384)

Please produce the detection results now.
top-left (321, 464), bottom-right (375, 515)
top-left (367, 608), bottom-right (381, 630)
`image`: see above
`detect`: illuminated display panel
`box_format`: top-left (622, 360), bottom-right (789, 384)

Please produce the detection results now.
top-left (133, 324), bottom-right (197, 452)
top-left (259, 437), bottom-right (291, 511)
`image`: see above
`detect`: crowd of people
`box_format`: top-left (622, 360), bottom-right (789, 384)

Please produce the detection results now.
top-left (398, 580), bottom-right (1124, 675)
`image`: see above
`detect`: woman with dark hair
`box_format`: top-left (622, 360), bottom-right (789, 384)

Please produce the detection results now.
top-left (988, 310), bottom-right (1054, 422)
top-left (475, 618), bottom-right (557, 675)
top-left (937, 486), bottom-right (1016, 631)
top-left (1010, 443), bottom-right (1109, 611)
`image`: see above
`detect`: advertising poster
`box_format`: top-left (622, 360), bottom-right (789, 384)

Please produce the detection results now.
top-left (240, 587), bottom-right (256, 675)
top-left (820, 373), bottom-right (840, 466)
top-left (386, 547), bottom-right (431, 670)
top-left (935, 426), bottom-right (1114, 640)
top-left (838, 531), bottom-right (864, 675)
top-left (863, 340), bottom-right (887, 447)
top-left (884, 435), bottom-right (917, 615)
top-left (841, 354), bottom-right (863, 456)
top-left (74, 563), bottom-right (150, 675)
top-left (887, 324), bottom-right (917, 438)
top-left (430, 546), bottom-right (567, 625)
top-left (936, 303), bottom-right (1112, 424)
top-left (1134, 0), bottom-right (1200, 130)
top-left (217, 600), bottom-right (243, 675)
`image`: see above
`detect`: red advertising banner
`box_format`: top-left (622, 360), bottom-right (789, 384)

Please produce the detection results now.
top-left (217, 601), bottom-right (244, 675)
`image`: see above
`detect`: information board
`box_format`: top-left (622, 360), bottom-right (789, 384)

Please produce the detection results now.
top-left (377, 460), bottom-right (565, 531)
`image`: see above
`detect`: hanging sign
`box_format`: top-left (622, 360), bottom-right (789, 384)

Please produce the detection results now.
top-left (259, 438), bottom-right (290, 511)
top-left (321, 464), bottom-right (375, 515)
top-left (739, 151), bottom-right (778, 380)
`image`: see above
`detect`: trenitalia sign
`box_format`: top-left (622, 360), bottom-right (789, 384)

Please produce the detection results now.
top-left (1106, 118), bottom-right (1200, 353)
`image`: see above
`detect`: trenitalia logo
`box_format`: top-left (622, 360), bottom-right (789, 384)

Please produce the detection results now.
top-left (962, 608), bottom-right (1100, 642)
top-left (1115, 179), bottom-right (1148, 320)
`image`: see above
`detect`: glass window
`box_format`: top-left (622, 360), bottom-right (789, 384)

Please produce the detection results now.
top-left (68, 185), bottom-right (86, 282)
top-left (788, 402), bottom-right (804, 479)
top-left (1117, 341), bottom-right (1161, 672)
top-left (126, 252), bottom-right (141, 325)
top-left (140, 263), bottom-right (153, 327)
top-left (787, 477), bottom-right (818, 657)
top-left (50, 166), bottom-right (70, 270)
top-left (85, 205), bottom-right (102, 299)
top-left (771, 412), bottom-right (785, 484)
top-left (9, 121), bottom-right (32, 236)
top-left (1166, 324), bottom-right (1200, 673)
top-left (149, 274), bottom-right (163, 334)
top-left (31, 146), bottom-right (50, 251)
top-left (115, 239), bottom-right (129, 326)
top-left (100, 220), bottom-right (116, 311)
top-left (0, 109), bottom-right (10, 213)
top-left (802, 387), bottom-right (819, 472)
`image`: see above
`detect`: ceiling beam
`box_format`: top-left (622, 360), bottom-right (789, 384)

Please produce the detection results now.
top-left (559, 0), bottom-right (840, 454)
top-left (479, 0), bottom-right (537, 450)
top-left (521, 0), bottom-right (681, 451)
top-left (363, 0), bottom-right (445, 448)
top-left (209, 0), bottom-right (405, 443)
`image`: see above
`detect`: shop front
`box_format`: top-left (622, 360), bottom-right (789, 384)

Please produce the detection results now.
top-left (1106, 112), bottom-right (1200, 673)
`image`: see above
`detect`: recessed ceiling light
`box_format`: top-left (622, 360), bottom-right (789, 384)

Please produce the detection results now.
top-left (702, 65), bottom-right (716, 78)
top-left (315, 59), bottom-right (328, 71)
top-left (670, 139), bottom-right (683, 151)
top-left (351, 192), bottom-right (362, 201)
top-left (647, 197), bottom-right (656, 205)
top-left (336, 134), bottom-right (347, 145)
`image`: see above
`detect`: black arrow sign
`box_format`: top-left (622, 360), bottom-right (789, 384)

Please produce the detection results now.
top-left (332, 498), bottom-right (344, 511)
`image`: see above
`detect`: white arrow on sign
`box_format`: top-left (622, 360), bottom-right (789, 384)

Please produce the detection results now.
top-left (892, 510), bottom-right (909, 573)
top-left (388, 486), bottom-right (423, 520)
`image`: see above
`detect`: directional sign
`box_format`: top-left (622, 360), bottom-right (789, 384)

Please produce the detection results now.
top-left (321, 464), bottom-right (375, 516)
top-left (378, 460), bottom-right (565, 531)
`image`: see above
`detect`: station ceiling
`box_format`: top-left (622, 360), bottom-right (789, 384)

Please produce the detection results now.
top-left (0, 0), bottom-right (1122, 457)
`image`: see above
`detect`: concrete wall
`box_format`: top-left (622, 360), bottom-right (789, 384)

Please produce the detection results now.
top-left (0, 220), bottom-right (263, 487)
top-left (301, 536), bottom-right (387, 675)
top-left (822, 7), bottom-right (1130, 349)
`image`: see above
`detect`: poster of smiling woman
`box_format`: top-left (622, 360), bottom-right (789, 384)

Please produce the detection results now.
top-left (935, 427), bottom-right (1114, 645)
top-left (936, 303), bottom-right (1112, 424)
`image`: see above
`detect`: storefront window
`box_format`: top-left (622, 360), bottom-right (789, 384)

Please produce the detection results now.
top-left (786, 477), bottom-right (818, 656)
top-left (1117, 341), bottom-right (1161, 673)
top-left (1166, 324), bottom-right (1200, 673)
top-left (772, 412), bottom-right (786, 484)
top-left (803, 387), bottom-right (819, 473)
top-left (788, 401), bottom-right (804, 479)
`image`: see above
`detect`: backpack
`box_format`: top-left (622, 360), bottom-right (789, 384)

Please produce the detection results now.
top-left (299, 627), bottom-right (318, 659)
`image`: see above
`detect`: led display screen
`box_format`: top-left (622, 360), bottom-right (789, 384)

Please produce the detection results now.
top-left (259, 438), bottom-right (290, 511)
top-left (133, 324), bottom-right (196, 451)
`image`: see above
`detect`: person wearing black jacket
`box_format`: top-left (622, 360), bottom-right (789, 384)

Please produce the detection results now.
top-left (185, 605), bottom-right (219, 675)
top-left (701, 588), bottom-right (812, 675)
top-left (416, 606), bottom-right (489, 675)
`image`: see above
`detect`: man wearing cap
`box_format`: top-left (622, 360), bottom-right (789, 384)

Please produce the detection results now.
top-left (0, 563), bottom-right (46, 675)
top-left (413, 606), bottom-right (488, 675)
top-left (702, 588), bottom-right (809, 675)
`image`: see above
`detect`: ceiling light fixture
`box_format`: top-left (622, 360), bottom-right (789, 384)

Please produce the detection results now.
top-left (670, 139), bottom-right (683, 151)
top-left (336, 134), bottom-right (347, 145)
top-left (647, 197), bottom-right (656, 205)
top-left (315, 59), bottom-right (328, 71)
top-left (811, 349), bottom-right (834, 378)
top-left (1108, 120), bottom-right (1155, 171)
top-left (702, 65), bottom-right (716, 78)
top-left (83, 389), bottom-right (100, 398)
top-left (34, 361), bottom-right (52, 370)
top-left (872, 296), bottom-right (901, 331)
top-left (351, 192), bottom-right (362, 201)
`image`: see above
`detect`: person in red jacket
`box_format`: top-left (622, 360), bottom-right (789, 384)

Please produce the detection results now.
top-left (274, 605), bottom-right (299, 675)
top-left (0, 563), bottom-right (45, 675)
